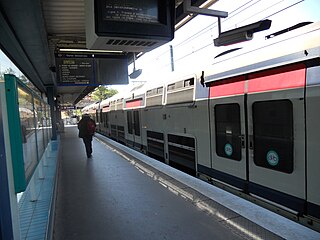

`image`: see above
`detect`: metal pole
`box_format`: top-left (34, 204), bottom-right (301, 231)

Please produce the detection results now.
top-left (170, 45), bottom-right (174, 72)
top-left (133, 53), bottom-right (136, 71)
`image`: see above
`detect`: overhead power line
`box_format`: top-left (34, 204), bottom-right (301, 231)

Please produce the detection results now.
top-left (153, 0), bottom-right (263, 60)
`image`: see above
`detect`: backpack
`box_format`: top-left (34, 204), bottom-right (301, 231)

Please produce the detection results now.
top-left (87, 119), bottom-right (96, 135)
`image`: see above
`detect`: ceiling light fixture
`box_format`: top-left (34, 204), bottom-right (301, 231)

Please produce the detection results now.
top-left (58, 48), bottom-right (123, 53)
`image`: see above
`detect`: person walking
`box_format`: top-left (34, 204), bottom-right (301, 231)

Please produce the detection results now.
top-left (78, 114), bottom-right (96, 158)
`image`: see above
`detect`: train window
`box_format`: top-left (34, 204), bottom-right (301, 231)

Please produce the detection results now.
top-left (253, 100), bottom-right (293, 173)
top-left (214, 104), bottom-right (241, 161)
top-left (184, 78), bottom-right (194, 87)
top-left (127, 112), bottom-right (133, 134)
top-left (157, 87), bottom-right (163, 94)
top-left (134, 111), bottom-right (140, 136)
top-left (146, 90), bottom-right (152, 96)
top-left (167, 83), bottom-right (175, 91)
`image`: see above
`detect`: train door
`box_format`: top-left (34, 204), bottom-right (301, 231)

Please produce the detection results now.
top-left (126, 110), bottom-right (142, 149)
top-left (209, 76), bottom-right (248, 190)
top-left (110, 111), bottom-right (117, 140)
top-left (247, 64), bottom-right (306, 212)
top-left (305, 65), bottom-right (320, 219)
top-left (103, 111), bottom-right (109, 136)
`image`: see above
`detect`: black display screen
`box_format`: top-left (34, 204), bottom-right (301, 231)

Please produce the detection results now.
top-left (55, 53), bottom-right (128, 86)
top-left (95, 0), bottom-right (174, 40)
top-left (103, 0), bottom-right (159, 24)
top-left (56, 53), bottom-right (94, 86)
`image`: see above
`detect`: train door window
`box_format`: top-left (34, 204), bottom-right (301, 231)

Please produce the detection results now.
top-left (127, 111), bottom-right (133, 134)
top-left (252, 100), bottom-right (293, 173)
top-left (133, 111), bottom-right (140, 136)
top-left (214, 103), bottom-right (241, 161)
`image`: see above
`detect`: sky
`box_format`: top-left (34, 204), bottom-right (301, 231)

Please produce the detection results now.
top-left (0, 51), bottom-right (23, 76)
top-left (1, 0), bottom-right (320, 94)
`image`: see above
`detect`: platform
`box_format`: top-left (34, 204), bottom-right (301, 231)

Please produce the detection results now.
top-left (52, 126), bottom-right (320, 240)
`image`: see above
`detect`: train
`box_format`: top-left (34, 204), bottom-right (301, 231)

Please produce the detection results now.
top-left (82, 21), bottom-right (320, 229)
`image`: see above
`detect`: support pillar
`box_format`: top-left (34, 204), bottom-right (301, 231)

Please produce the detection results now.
top-left (46, 86), bottom-right (57, 140)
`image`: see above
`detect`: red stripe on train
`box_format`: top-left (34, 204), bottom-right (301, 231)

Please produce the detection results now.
top-left (126, 99), bottom-right (142, 108)
top-left (248, 64), bottom-right (306, 93)
top-left (209, 64), bottom-right (306, 98)
top-left (209, 76), bottom-right (245, 98)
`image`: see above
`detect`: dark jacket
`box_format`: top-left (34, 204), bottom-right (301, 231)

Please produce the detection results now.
top-left (78, 114), bottom-right (96, 138)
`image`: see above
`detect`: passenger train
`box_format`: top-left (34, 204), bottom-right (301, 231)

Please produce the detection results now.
top-left (82, 21), bottom-right (320, 229)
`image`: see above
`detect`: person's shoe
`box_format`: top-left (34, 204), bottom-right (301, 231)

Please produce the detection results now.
top-left (87, 154), bottom-right (92, 158)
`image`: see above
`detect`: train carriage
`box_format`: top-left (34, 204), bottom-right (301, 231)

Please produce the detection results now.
top-left (82, 21), bottom-right (320, 228)
top-left (203, 21), bottom-right (320, 219)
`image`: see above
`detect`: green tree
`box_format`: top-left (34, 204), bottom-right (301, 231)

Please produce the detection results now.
top-left (4, 67), bottom-right (16, 75)
top-left (0, 67), bottom-right (15, 80)
top-left (91, 86), bottom-right (118, 101)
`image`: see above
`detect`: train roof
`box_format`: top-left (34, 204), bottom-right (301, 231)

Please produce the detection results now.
top-left (205, 21), bottom-right (320, 84)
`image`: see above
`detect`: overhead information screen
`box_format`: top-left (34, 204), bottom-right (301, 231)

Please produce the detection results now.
top-left (56, 54), bottom-right (94, 85)
top-left (85, 0), bottom-right (174, 51)
top-left (55, 53), bottom-right (128, 86)
top-left (103, 0), bottom-right (158, 24)
top-left (94, 0), bottom-right (174, 38)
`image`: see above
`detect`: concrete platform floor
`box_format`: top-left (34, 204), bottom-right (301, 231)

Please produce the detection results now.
top-left (52, 127), bottom-right (285, 240)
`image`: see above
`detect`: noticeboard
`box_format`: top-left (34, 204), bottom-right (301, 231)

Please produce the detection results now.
top-left (55, 53), bottom-right (128, 86)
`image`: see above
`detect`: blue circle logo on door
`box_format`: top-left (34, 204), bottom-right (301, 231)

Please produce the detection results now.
top-left (266, 150), bottom-right (279, 166)
top-left (224, 143), bottom-right (233, 156)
